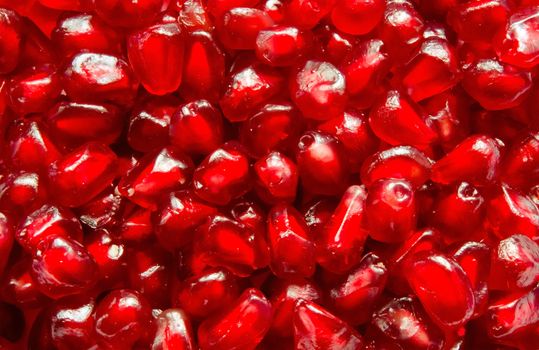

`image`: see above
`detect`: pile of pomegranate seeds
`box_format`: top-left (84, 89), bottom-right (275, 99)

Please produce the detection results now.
top-left (0, 0), bottom-right (539, 349)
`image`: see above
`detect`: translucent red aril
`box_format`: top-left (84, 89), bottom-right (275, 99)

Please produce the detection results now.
top-left (330, 0), bottom-right (384, 35)
top-left (93, 0), bottom-right (164, 28)
top-left (127, 247), bottom-right (170, 308)
top-left (2, 258), bottom-right (48, 307)
top-left (254, 152), bottom-right (298, 204)
top-left (48, 143), bottom-right (118, 207)
top-left (462, 58), bottom-right (532, 110)
top-left (152, 309), bottom-right (195, 350)
top-left (117, 206), bottom-right (153, 244)
top-left (369, 89), bottom-right (437, 147)
top-left (229, 200), bottom-right (267, 241)
top-left (369, 296), bottom-right (444, 350)
top-left (94, 289), bottom-right (154, 349)
top-left (0, 171), bottom-right (47, 212)
top-left (485, 284), bottom-right (539, 341)
top-left (51, 13), bottom-right (122, 56)
top-left (175, 268), bottom-right (240, 319)
top-left (405, 251), bottom-right (475, 329)
top-left (378, 0), bottom-right (425, 62)
top-left (447, 0), bottom-right (509, 47)
top-left (268, 278), bottom-right (322, 338)
top-left (0, 8), bottom-right (22, 74)
top-left (255, 26), bottom-right (313, 66)
top-left (46, 101), bottom-right (123, 149)
top-left (192, 143), bottom-right (251, 205)
top-left (289, 60), bottom-right (347, 121)
top-left (77, 189), bottom-right (122, 229)
top-left (193, 215), bottom-right (269, 276)
top-left (365, 178), bottom-right (416, 243)
top-left (431, 135), bottom-right (502, 186)
top-left (154, 190), bottom-right (217, 251)
top-left (240, 101), bottom-right (304, 158)
top-left (85, 229), bottom-right (126, 288)
top-left (118, 147), bottom-right (193, 210)
top-left (490, 234), bottom-right (539, 291)
top-left (63, 52), bottom-right (139, 107)
top-left (31, 235), bottom-right (98, 299)
top-left (7, 118), bottom-right (61, 172)
top-left (267, 204), bottom-right (315, 277)
top-left (127, 20), bottom-right (184, 95)
top-left (317, 185), bottom-right (367, 273)
top-left (296, 131), bottom-right (348, 195)
top-left (495, 6), bottom-right (539, 68)
top-left (328, 253), bottom-right (388, 325)
top-left (7, 64), bottom-right (61, 116)
top-left (361, 146), bottom-right (432, 188)
top-left (487, 185), bottom-right (539, 239)
top-left (432, 182), bottom-right (485, 242)
top-left (180, 31), bottom-right (226, 103)
top-left (0, 213), bottom-right (13, 276)
top-left (17, 204), bottom-right (82, 253)
top-left (317, 109), bottom-right (379, 172)
top-left (128, 96), bottom-right (177, 153)
top-left (501, 132), bottom-right (539, 190)
top-left (340, 39), bottom-right (389, 107)
top-left (293, 299), bottom-right (363, 349)
top-left (451, 241), bottom-right (490, 318)
top-left (217, 8), bottom-right (273, 50)
top-left (39, 0), bottom-right (91, 11)
top-left (220, 61), bottom-right (284, 122)
top-left (400, 37), bottom-right (459, 102)
top-left (198, 288), bottom-right (272, 350)
top-left (178, 0), bottom-right (212, 31)
top-left (315, 25), bottom-right (355, 65)
top-left (49, 295), bottom-right (97, 350)
top-left (170, 100), bottom-right (224, 156)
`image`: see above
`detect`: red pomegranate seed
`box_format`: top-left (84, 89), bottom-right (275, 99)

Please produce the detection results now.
top-left (0, 214), bottom-right (13, 276)
top-left (127, 18), bottom-right (185, 95)
top-left (77, 189), bottom-right (123, 229)
top-left (501, 132), bottom-right (539, 190)
top-left (85, 229), bottom-right (126, 289)
top-left (293, 299), bottom-right (363, 349)
top-left (93, 0), bottom-right (165, 28)
top-left (2, 258), bottom-right (48, 308)
top-left (405, 251), bottom-right (475, 329)
top-left (254, 152), bottom-right (298, 204)
top-left (255, 26), bottom-right (313, 67)
top-left (217, 7), bottom-right (273, 50)
top-left (0, 171), bottom-right (47, 212)
top-left (0, 8), bottom-right (22, 75)
top-left (49, 295), bottom-right (97, 350)
top-left (198, 288), bottom-right (272, 350)
top-left (330, 0), bottom-right (384, 35)
top-left (289, 60), bottom-right (347, 121)
top-left (48, 143), bottom-right (118, 208)
top-left (365, 178), bottom-right (416, 243)
top-left (152, 309), bottom-right (195, 350)
top-left (30, 234), bottom-right (98, 299)
top-left (317, 185), bottom-right (368, 273)
top-left (284, 0), bottom-right (335, 29)
top-left (178, 0), bottom-right (212, 31)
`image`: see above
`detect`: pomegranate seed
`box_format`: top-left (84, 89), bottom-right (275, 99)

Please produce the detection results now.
top-left (293, 299), bottom-right (363, 349)
top-left (93, 0), bottom-right (165, 28)
top-left (501, 132), bottom-right (539, 190)
top-left (296, 131), bottom-right (349, 195)
top-left (254, 152), bottom-right (298, 204)
top-left (284, 0), bottom-right (335, 29)
top-left (94, 289), bottom-right (154, 349)
top-left (77, 189), bottom-right (122, 229)
top-left (127, 19), bottom-right (185, 95)
top-left (198, 288), bottom-right (272, 350)
top-left (63, 52), bottom-right (139, 107)
top-left (267, 204), bottom-right (315, 277)
top-left (174, 267), bottom-right (240, 318)
top-left (2, 258), bottom-right (48, 308)
top-left (361, 146), bottom-right (432, 188)
top-left (369, 296), bottom-right (444, 349)
top-left (405, 251), bottom-right (475, 329)
top-left (289, 60), bottom-right (347, 121)
top-left (0, 171), bottom-right (47, 212)
top-left (315, 25), bottom-right (355, 66)
top-left (49, 295), bottom-right (97, 350)
top-left (217, 7), bottom-right (273, 50)
top-left (193, 215), bottom-right (269, 276)
top-left (490, 234), bottom-right (539, 291)
top-left (495, 6), bottom-right (539, 68)
top-left (365, 178), bottom-right (416, 243)
top-left (170, 99), bottom-right (225, 156)
top-left (31, 234), bottom-right (98, 299)
top-left (152, 309), bottom-right (195, 350)
top-left (192, 143), bottom-right (252, 205)
top-left (369, 89), bottom-right (437, 147)
top-left (118, 147), bottom-right (193, 210)
top-left (317, 185), bottom-right (368, 273)
top-left (268, 277), bottom-right (322, 337)
top-left (431, 135), bottom-right (502, 186)
top-left (255, 26), bottom-right (313, 66)
top-left (330, 0), bottom-right (384, 35)
top-left (127, 246), bottom-right (170, 308)
top-left (0, 8), bottom-right (22, 75)
top-left (179, 0), bottom-right (212, 31)
top-left (48, 143), bottom-right (118, 208)
top-left (0, 213), bottom-right (13, 276)
top-left (85, 229), bottom-right (126, 289)
top-left (51, 13), bottom-right (122, 56)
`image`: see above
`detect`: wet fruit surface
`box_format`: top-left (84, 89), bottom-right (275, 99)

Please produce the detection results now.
top-left (0, 1), bottom-right (538, 349)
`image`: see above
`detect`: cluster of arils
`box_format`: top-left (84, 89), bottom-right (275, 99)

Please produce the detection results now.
top-left (0, 0), bottom-right (538, 349)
